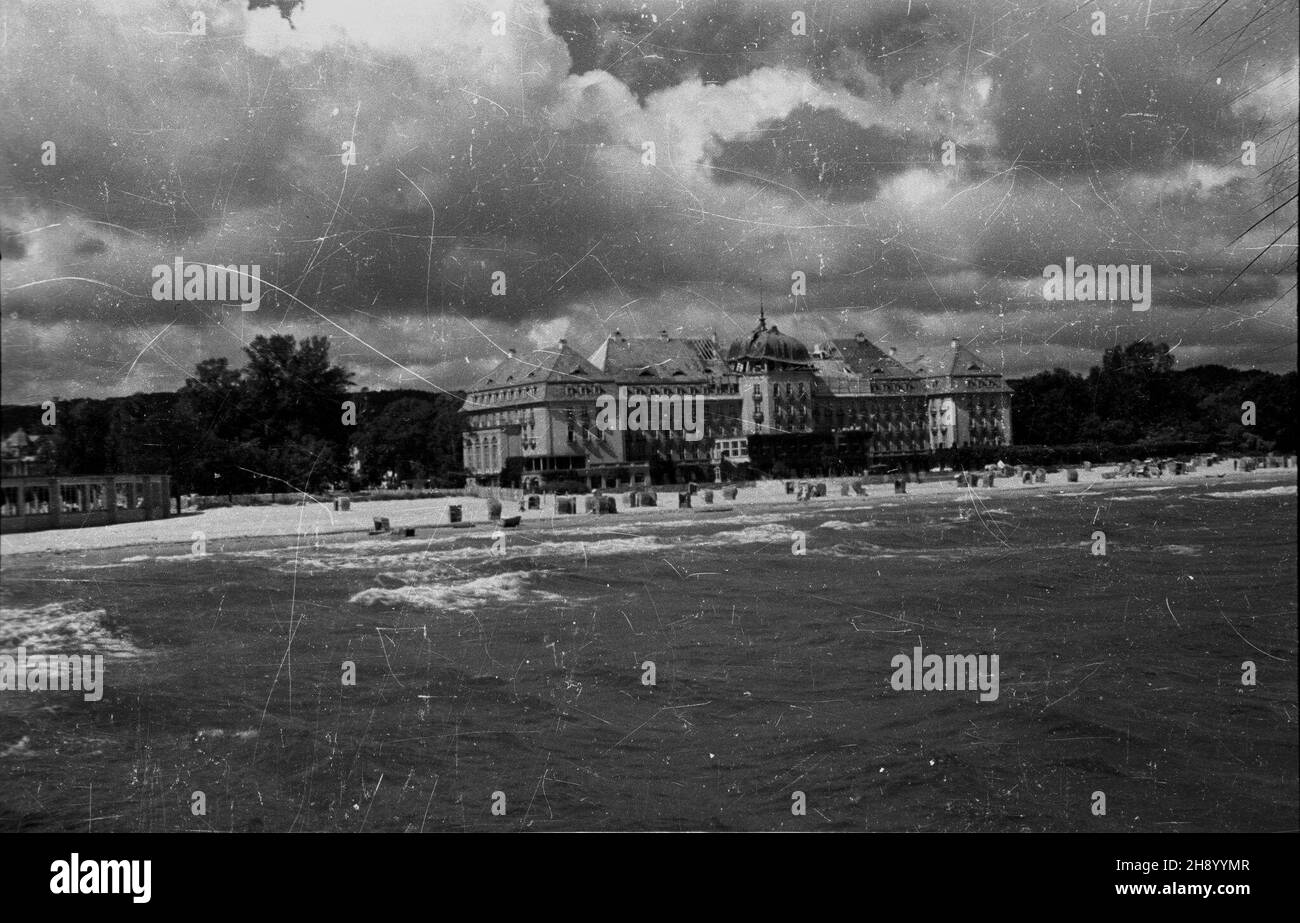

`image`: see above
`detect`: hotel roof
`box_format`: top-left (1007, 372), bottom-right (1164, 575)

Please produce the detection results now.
top-left (474, 340), bottom-right (605, 389)
top-left (907, 339), bottom-right (997, 379)
top-left (814, 335), bottom-right (919, 379)
top-left (590, 331), bottom-right (727, 381)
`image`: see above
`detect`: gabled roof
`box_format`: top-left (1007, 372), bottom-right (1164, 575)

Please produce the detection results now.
top-left (907, 340), bottom-right (995, 378)
top-left (592, 335), bottom-right (726, 381)
top-left (476, 341), bottom-right (605, 389)
top-left (819, 336), bottom-right (918, 379)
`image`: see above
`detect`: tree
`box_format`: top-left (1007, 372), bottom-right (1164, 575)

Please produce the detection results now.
top-left (45, 399), bottom-right (112, 475)
top-left (235, 334), bottom-right (354, 489)
top-left (1010, 368), bottom-right (1091, 445)
top-left (349, 394), bottom-right (465, 487)
top-left (1100, 341), bottom-right (1174, 376)
top-left (1088, 340), bottom-right (1179, 438)
top-left (180, 358), bottom-right (243, 438)
top-left (239, 335), bottom-right (353, 438)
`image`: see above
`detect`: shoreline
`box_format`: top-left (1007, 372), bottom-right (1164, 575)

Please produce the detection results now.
top-left (2, 462), bottom-right (1295, 561)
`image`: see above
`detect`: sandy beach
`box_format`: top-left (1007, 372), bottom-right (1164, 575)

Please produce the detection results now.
top-left (1, 460), bottom-right (1294, 558)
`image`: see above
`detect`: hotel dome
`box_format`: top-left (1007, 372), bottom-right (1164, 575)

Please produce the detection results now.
top-left (725, 313), bottom-right (812, 367)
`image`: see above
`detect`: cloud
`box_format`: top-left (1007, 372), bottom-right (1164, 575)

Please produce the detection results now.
top-left (1, 0), bottom-right (1295, 405)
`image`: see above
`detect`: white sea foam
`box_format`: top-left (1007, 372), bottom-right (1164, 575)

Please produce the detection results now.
top-left (1157, 545), bottom-right (1202, 556)
top-left (714, 523), bottom-right (801, 545)
top-left (194, 728), bottom-right (259, 742)
top-left (637, 510), bottom-right (793, 529)
top-left (255, 532), bottom-right (671, 573)
top-left (283, 522), bottom-right (847, 577)
top-left (501, 535), bottom-right (666, 557)
top-left (1206, 485), bottom-right (1297, 499)
top-left (0, 602), bottom-right (142, 657)
top-left (815, 544), bottom-right (901, 559)
top-left (63, 552), bottom-right (199, 570)
top-left (350, 570), bottom-right (568, 612)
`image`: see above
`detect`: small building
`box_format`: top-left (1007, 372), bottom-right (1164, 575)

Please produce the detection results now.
top-left (0, 428), bottom-right (50, 477)
top-left (0, 474), bottom-right (171, 533)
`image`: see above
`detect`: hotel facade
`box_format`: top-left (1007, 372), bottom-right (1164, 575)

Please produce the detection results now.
top-left (461, 314), bottom-right (1012, 489)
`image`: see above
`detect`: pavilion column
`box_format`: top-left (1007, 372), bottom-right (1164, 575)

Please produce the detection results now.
top-left (48, 478), bottom-right (61, 528)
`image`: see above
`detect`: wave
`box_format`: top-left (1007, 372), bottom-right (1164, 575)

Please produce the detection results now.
top-left (1156, 544), bottom-right (1202, 556)
top-left (1206, 485), bottom-right (1297, 499)
top-left (714, 523), bottom-right (803, 545)
top-left (0, 601), bottom-right (143, 657)
top-left (349, 570), bottom-right (569, 612)
top-left (62, 551), bottom-right (205, 570)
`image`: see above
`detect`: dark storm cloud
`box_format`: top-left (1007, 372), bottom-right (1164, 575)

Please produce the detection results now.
top-left (0, 0), bottom-right (1294, 404)
top-left (72, 237), bottom-right (109, 257)
top-left (550, 0), bottom-right (1293, 170)
top-left (1, 225), bottom-right (27, 260)
top-left (546, 0), bottom-right (783, 100)
top-left (715, 106), bottom-right (896, 202)
top-left (0, 4), bottom-right (306, 239)
top-left (546, 0), bottom-right (950, 100)
top-left (711, 103), bottom-right (996, 203)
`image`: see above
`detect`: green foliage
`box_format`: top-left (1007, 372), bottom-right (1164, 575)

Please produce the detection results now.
top-left (4, 336), bottom-right (357, 494)
top-left (348, 393), bottom-right (465, 487)
top-left (1011, 344), bottom-right (1295, 453)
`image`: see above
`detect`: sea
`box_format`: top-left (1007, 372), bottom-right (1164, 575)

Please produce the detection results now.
top-left (1, 476), bottom-right (1295, 831)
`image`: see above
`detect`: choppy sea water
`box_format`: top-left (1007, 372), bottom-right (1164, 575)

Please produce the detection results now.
top-left (1, 478), bottom-right (1295, 831)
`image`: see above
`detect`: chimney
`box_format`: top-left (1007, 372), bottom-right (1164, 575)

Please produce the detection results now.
top-left (889, 346), bottom-right (897, 357)
top-left (613, 329), bottom-right (622, 340)
top-left (559, 338), bottom-right (567, 349)
top-left (951, 338), bottom-right (960, 349)
top-left (855, 332), bottom-right (866, 343)
top-left (508, 347), bottom-right (517, 357)
top-left (659, 329), bottom-right (669, 341)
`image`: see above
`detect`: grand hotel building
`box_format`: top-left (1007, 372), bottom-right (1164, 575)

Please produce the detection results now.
top-left (461, 313), bottom-right (1012, 489)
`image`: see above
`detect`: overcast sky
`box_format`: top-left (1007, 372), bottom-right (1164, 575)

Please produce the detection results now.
top-left (2, 0), bottom-right (1296, 403)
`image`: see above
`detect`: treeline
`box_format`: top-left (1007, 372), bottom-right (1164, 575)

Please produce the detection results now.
top-left (4, 339), bottom-right (1294, 492)
top-left (1010, 341), bottom-right (1297, 453)
top-left (2, 335), bottom-right (466, 495)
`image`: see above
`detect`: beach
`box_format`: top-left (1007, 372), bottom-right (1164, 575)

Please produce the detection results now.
top-left (1, 460), bottom-right (1288, 558)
